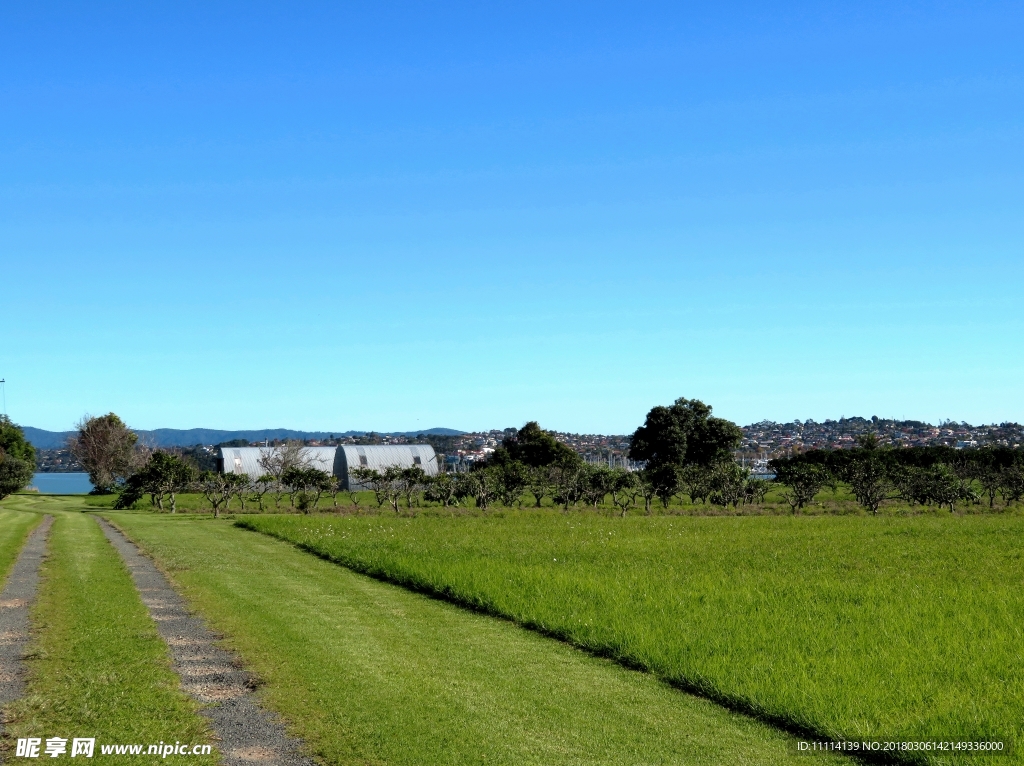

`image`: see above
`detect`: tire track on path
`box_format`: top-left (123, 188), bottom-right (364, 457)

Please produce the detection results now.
top-left (0, 515), bottom-right (52, 765)
top-left (96, 518), bottom-right (313, 766)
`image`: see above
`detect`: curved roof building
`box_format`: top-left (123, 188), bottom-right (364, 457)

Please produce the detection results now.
top-left (218, 446), bottom-right (337, 477)
top-left (217, 444), bottom-right (439, 489)
top-left (334, 445), bottom-right (438, 489)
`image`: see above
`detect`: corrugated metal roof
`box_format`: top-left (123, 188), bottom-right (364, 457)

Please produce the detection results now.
top-left (336, 445), bottom-right (438, 489)
top-left (218, 446), bottom-right (337, 479)
top-left (218, 445), bottom-right (439, 488)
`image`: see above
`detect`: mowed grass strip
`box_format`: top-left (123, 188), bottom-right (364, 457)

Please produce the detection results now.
top-left (239, 512), bottom-right (1024, 765)
top-left (109, 512), bottom-right (851, 766)
top-left (3, 510), bottom-right (215, 765)
top-left (0, 508), bottom-right (41, 585)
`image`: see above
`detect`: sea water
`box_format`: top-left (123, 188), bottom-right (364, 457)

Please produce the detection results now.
top-left (30, 472), bottom-right (94, 494)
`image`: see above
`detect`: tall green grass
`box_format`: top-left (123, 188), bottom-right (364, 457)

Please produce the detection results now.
top-left (240, 511), bottom-right (1024, 765)
top-left (110, 513), bottom-right (845, 766)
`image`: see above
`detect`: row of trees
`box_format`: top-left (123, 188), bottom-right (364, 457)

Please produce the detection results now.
top-left (110, 401), bottom-right (767, 515)
top-left (73, 401), bottom-right (1024, 517)
top-left (344, 408), bottom-right (763, 515)
top-left (770, 436), bottom-right (1024, 513)
top-left (116, 437), bottom-right (352, 514)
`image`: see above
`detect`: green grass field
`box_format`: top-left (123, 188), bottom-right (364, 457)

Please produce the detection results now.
top-left (0, 507), bottom-right (41, 585)
top-left (239, 511), bottom-right (1024, 764)
top-left (109, 511), bottom-right (849, 766)
top-left (0, 497), bottom-right (216, 765)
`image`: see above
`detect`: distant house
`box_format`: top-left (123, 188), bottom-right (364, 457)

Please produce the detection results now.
top-left (217, 444), bottom-right (438, 489)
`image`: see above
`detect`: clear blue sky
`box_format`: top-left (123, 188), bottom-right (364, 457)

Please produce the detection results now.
top-left (3, 2), bottom-right (1022, 434)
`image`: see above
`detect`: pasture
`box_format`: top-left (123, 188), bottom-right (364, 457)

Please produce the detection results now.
top-left (241, 510), bottom-right (1024, 764)
top-left (0, 494), bottom-right (849, 765)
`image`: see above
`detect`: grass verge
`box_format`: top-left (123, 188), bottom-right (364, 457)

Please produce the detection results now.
top-left (2, 509), bottom-right (215, 765)
top-left (0, 508), bottom-right (41, 586)
top-left (238, 511), bottom-right (1024, 765)
top-left (109, 511), bottom-right (851, 766)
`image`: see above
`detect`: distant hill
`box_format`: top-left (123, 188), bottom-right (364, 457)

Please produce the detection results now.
top-left (23, 426), bottom-right (464, 450)
top-left (22, 428), bottom-right (76, 450)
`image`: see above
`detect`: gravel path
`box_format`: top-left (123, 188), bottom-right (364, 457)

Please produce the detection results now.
top-left (96, 518), bottom-right (314, 766)
top-left (0, 515), bottom-right (53, 762)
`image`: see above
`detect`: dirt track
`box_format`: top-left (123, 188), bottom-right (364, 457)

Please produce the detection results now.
top-left (97, 518), bottom-right (313, 766)
top-left (0, 516), bottom-right (52, 765)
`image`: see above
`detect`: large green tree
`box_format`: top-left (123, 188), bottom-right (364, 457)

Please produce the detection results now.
top-left (492, 422), bottom-right (579, 468)
top-left (628, 398), bottom-right (742, 470)
top-left (0, 415), bottom-right (36, 464)
top-left (0, 416), bottom-right (36, 499)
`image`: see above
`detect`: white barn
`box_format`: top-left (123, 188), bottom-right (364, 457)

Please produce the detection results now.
top-left (217, 444), bottom-right (439, 489)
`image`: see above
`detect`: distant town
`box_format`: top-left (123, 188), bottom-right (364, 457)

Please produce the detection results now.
top-left (31, 417), bottom-right (1024, 473)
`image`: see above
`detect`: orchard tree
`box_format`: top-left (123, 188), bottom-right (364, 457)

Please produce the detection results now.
top-left (847, 454), bottom-right (891, 514)
top-left (1001, 465), bottom-right (1024, 505)
top-left (424, 472), bottom-right (459, 507)
top-left (709, 462), bottom-right (747, 507)
top-left (771, 461), bottom-right (830, 513)
top-left (678, 464), bottom-right (714, 504)
top-left (743, 477), bottom-right (771, 505)
top-left (526, 465), bottom-right (553, 508)
top-left (583, 466), bottom-right (616, 509)
top-left (251, 474), bottom-right (278, 511)
top-left (195, 471), bottom-right (233, 517)
top-left (115, 452), bottom-right (196, 512)
top-left (150, 452), bottom-right (197, 513)
top-left (551, 458), bottom-right (587, 510)
top-left (282, 466), bottom-right (333, 512)
top-left (609, 469), bottom-right (640, 516)
top-left (455, 469), bottom-right (496, 510)
top-left (494, 460), bottom-right (530, 507)
top-left (399, 466), bottom-right (428, 508)
top-left (351, 467), bottom-right (397, 510)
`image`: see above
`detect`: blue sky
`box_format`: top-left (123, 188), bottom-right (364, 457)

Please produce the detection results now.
top-left (2, 1), bottom-right (1022, 434)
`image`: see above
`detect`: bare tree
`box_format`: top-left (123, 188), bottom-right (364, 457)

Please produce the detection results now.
top-left (68, 413), bottom-right (148, 492)
top-left (257, 440), bottom-right (308, 480)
